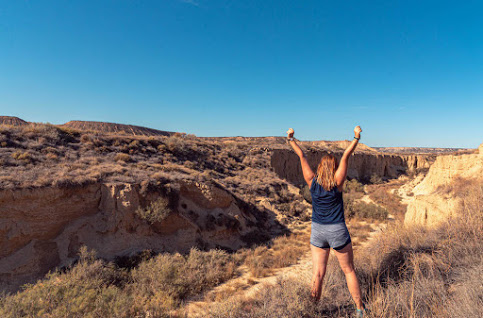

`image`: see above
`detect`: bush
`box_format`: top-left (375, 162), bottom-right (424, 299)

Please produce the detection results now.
top-left (80, 134), bottom-right (91, 143)
top-left (345, 178), bottom-right (364, 193)
top-left (135, 197), bottom-right (171, 224)
top-left (11, 151), bottom-right (32, 164)
top-left (370, 173), bottom-right (384, 184)
top-left (367, 186), bottom-right (406, 219)
top-left (0, 247), bottom-right (237, 317)
top-left (114, 153), bottom-right (131, 162)
top-left (0, 246), bottom-right (133, 318)
top-left (356, 202), bottom-right (388, 220)
top-left (131, 248), bottom-right (235, 312)
top-left (166, 136), bottom-right (188, 155)
top-left (344, 197), bottom-right (388, 220)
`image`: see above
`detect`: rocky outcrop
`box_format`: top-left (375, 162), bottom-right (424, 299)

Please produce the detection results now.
top-left (270, 149), bottom-right (433, 185)
top-left (405, 144), bottom-right (483, 227)
top-left (0, 181), bottom-right (269, 292)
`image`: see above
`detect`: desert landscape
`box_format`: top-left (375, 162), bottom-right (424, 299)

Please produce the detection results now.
top-left (0, 116), bottom-right (481, 317)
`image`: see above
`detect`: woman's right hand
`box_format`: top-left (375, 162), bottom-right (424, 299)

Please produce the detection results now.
top-left (287, 128), bottom-right (294, 138)
top-left (354, 126), bottom-right (362, 138)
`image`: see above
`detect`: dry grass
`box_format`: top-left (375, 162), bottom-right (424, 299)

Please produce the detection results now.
top-left (366, 184), bottom-right (407, 220)
top-left (0, 247), bottom-right (236, 318)
top-left (343, 179), bottom-right (388, 221)
top-left (207, 180), bottom-right (483, 318)
top-left (0, 230), bottom-right (312, 318)
top-left (3, 123), bottom-right (479, 317)
top-left (345, 199), bottom-right (388, 221)
top-left (0, 124), bottom-right (289, 209)
top-left (241, 232), bottom-right (309, 278)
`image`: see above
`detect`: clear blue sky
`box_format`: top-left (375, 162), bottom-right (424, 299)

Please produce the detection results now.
top-left (1, 1), bottom-right (482, 148)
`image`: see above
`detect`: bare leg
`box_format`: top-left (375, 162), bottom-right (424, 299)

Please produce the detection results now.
top-left (310, 244), bottom-right (330, 301)
top-left (333, 243), bottom-right (363, 310)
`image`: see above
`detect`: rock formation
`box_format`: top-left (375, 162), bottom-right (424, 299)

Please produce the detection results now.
top-left (405, 144), bottom-right (483, 227)
top-left (270, 149), bottom-right (434, 185)
top-left (0, 181), bottom-right (272, 292)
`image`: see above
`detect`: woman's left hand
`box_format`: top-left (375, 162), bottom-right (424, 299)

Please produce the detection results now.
top-left (354, 126), bottom-right (362, 138)
top-left (287, 128), bottom-right (294, 138)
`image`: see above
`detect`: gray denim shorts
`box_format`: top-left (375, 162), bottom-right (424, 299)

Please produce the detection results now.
top-left (310, 222), bottom-right (352, 250)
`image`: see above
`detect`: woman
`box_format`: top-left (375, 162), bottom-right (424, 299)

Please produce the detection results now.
top-left (287, 126), bottom-right (365, 316)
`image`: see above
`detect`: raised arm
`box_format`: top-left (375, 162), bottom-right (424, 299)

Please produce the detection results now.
top-left (287, 128), bottom-right (315, 186)
top-left (335, 126), bottom-right (362, 188)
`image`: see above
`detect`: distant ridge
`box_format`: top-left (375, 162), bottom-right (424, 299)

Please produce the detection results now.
top-left (374, 147), bottom-right (471, 155)
top-left (61, 120), bottom-right (175, 137)
top-left (0, 116), bottom-right (29, 126)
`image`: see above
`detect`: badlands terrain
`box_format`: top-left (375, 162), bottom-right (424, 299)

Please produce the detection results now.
top-left (0, 116), bottom-right (481, 318)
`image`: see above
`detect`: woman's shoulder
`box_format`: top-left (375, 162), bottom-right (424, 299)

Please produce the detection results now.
top-left (310, 176), bottom-right (317, 191)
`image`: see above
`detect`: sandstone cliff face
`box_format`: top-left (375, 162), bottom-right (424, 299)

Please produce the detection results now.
top-left (270, 149), bottom-right (433, 185)
top-left (0, 181), bottom-right (267, 292)
top-left (405, 145), bottom-right (483, 227)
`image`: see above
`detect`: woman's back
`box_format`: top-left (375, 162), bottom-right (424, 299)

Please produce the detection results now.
top-left (310, 177), bottom-right (345, 224)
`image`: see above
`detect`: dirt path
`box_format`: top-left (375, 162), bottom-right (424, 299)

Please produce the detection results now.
top-left (184, 248), bottom-right (313, 317)
top-left (183, 217), bottom-right (390, 317)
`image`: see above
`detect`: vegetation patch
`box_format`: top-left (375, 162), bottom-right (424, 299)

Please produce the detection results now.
top-left (135, 197), bottom-right (171, 224)
top-left (241, 232), bottom-right (309, 278)
top-left (345, 200), bottom-right (388, 221)
top-left (207, 181), bottom-right (483, 318)
top-left (0, 247), bottom-right (236, 318)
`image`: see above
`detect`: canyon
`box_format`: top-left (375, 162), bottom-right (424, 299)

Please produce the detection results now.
top-left (270, 149), bottom-right (434, 185)
top-left (0, 145), bottom-right (435, 292)
top-left (0, 117), bottom-right (478, 295)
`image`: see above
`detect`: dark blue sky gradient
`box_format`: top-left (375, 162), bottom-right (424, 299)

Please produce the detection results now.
top-left (1, 1), bottom-right (482, 147)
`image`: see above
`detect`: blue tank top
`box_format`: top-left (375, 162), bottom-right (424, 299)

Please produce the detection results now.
top-left (310, 177), bottom-right (345, 224)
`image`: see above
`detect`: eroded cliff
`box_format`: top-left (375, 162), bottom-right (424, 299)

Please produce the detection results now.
top-left (270, 149), bottom-right (433, 185)
top-left (0, 180), bottom-right (273, 292)
top-left (405, 144), bottom-right (483, 226)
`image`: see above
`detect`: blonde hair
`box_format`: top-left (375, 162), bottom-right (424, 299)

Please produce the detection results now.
top-left (316, 154), bottom-right (338, 191)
